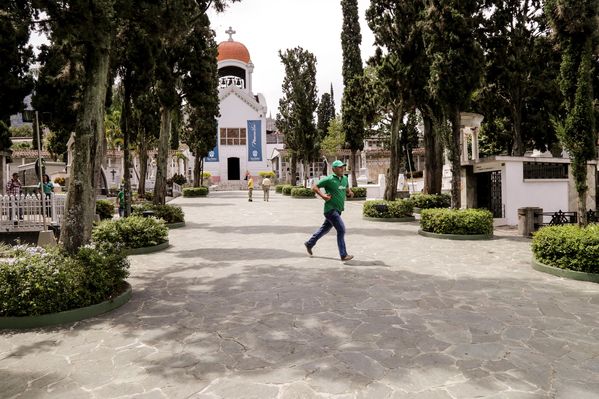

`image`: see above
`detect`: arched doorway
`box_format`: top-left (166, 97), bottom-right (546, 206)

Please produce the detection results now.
top-left (227, 157), bottom-right (240, 180)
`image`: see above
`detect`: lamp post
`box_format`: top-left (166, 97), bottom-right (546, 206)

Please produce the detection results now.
top-left (22, 109), bottom-right (47, 233)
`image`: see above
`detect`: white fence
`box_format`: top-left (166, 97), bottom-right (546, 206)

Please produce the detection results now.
top-left (0, 194), bottom-right (66, 232)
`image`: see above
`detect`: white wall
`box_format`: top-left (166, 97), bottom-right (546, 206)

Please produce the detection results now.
top-left (503, 161), bottom-right (569, 225)
top-left (204, 94), bottom-right (268, 180)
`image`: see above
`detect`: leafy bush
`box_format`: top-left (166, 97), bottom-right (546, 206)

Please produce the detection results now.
top-left (291, 187), bottom-right (315, 198)
top-left (143, 191), bottom-right (154, 201)
top-left (410, 193), bottom-right (451, 209)
top-left (363, 200), bottom-right (413, 218)
top-left (11, 141), bottom-right (32, 150)
top-left (281, 185), bottom-right (296, 195)
top-left (532, 225), bottom-right (599, 273)
top-left (275, 184), bottom-right (285, 193)
top-left (9, 125), bottom-right (33, 137)
top-left (350, 187), bottom-right (367, 198)
top-left (0, 243), bottom-right (129, 317)
top-left (167, 173), bottom-right (187, 185)
top-left (92, 215), bottom-right (168, 249)
top-left (420, 208), bottom-right (493, 235)
top-left (96, 199), bottom-right (115, 220)
top-left (132, 203), bottom-right (184, 224)
top-left (259, 171), bottom-right (275, 178)
top-left (202, 171), bottom-right (211, 179)
top-left (183, 187), bottom-right (209, 197)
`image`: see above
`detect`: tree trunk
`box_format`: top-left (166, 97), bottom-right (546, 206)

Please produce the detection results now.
top-left (61, 47), bottom-right (110, 253)
top-left (303, 159), bottom-right (309, 187)
top-left (511, 103), bottom-right (525, 156)
top-left (350, 150), bottom-right (357, 188)
top-left (384, 104), bottom-right (403, 201)
top-left (138, 131), bottom-right (148, 196)
top-left (572, 159), bottom-right (589, 226)
top-left (423, 114), bottom-right (443, 194)
top-left (194, 149), bottom-right (201, 187)
top-left (154, 106), bottom-right (171, 205)
top-left (121, 72), bottom-right (132, 217)
top-left (449, 108), bottom-right (462, 209)
top-left (290, 152), bottom-right (297, 185)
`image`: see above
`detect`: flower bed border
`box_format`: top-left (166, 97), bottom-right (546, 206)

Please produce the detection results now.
top-left (0, 282), bottom-right (132, 330)
top-left (347, 197), bottom-right (366, 201)
top-left (291, 196), bottom-right (316, 199)
top-left (532, 258), bottom-right (599, 283)
top-left (418, 229), bottom-right (493, 240)
top-left (363, 216), bottom-right (415, 222)
top-left (166, 222), bottom-right (185, 229)
top-left (125, 241), bottom-right (169, 255)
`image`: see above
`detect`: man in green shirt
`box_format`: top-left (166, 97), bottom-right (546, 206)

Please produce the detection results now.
top-left (304, 160), bottom-right (354, 261)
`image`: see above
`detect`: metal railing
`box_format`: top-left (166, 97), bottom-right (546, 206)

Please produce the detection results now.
top-left (535, 209), bottom-right (598, 227)
top-left (0, 194), bottom-right (66, 232)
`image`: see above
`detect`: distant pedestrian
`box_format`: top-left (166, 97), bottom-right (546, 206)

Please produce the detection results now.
top-left (262, 176), bottom-right (271, 201)
top-left (6, 173), bottom-right (23, 220)
top-left (38, 174), bottom-right (54, 216)
top-left (304, 160), bottom-right (354, 261)
top-left (117, 186), bottom-right (125, 217)
top-left (247, 175), bottom-right (254, 202)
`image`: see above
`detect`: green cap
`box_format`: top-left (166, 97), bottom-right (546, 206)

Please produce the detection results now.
top-left (331, 160), bottom-right (346, 168)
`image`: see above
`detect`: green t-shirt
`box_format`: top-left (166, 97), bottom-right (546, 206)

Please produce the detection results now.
top-left (317, 174), bottom-right (349, 214)
top-left (118, 190), bottom-right (125, 207)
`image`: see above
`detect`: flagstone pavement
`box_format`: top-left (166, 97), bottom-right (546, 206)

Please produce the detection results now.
top-left (2, 191), bottom-right (599, 399)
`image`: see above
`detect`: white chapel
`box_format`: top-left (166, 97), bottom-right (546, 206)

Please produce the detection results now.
top-left (203, 28), bottom-right (272, 184)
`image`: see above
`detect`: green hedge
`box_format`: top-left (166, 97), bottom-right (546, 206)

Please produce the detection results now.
top-left (92, 215), bottom-right (168, 249)
top-left (183, 187), bottom-right (209, 197)
top-left (363, 200), bottom-right (413, 218)
top-left (275, 184), bottom-right (285, 193)
top-left (410, 193), bottom-right (451, 209)
top-left (131, 203), bottom-right (184, 224)
top-left (259, 171), bottom-right (275, 178)
top-left (282, 185), bottom-right (301, 195)
top-left (291, 187), bottom-right (315, 198)
top-left (532, 225), bottom-right (599, 273)
top-left (350, 187), bottom-right (367, 198)
top-left (420, 208), bottom-right (493, 235)
top-left (0, 243), bottom-right (129, 317)
top-left (96, 199), bottom-right (115, 220)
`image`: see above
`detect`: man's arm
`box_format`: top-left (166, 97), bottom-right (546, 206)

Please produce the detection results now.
top-left (312, 183), bottom-right (331, 201)
top-left (346, 187), bottom-right (354, 198)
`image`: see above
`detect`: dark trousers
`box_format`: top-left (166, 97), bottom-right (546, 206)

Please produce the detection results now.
top-left (306, 209), bottom-right (347, 258)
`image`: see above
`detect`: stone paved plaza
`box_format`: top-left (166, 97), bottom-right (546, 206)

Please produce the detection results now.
top-left (2, 191), bottom-right (599, 398)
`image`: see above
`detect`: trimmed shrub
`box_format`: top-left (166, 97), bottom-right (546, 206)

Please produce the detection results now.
top-left (92, 215), bottom-right (168, 249)
top-left (144, 191), bottom-right (154, 201)
top-left (363, 200), bottom-right (413, 218)
top-left (291, 187), bottom-right (315, 198)
top-left (183, 187), bottom-right (209, 197)
top-left (275, 184), bottom-right (285, 193)
top-left (410, 193), bottom-right (451, 209)
top-left (259, 171), bottom-right (275, 178)
top-left (420, 208), bottom-right (493, 235)
top-left (167, 173), bottom-right (187, 185)
top-left (202, 171), bottom-right (211, 179)
top-left (96, 199), bottom-right (115, 220)
top-left (532, 225), bottom-right (599, 273)
top-left (350, 187), bottom-right (367, 198)
top-left (281, 185), bottom-right (298, 195)
top-left (54, 177), bottom-right (66, 186)
top-left (0, 243), bottom-right (129, 317)
top-left (132, 203), bottom-right (184, 224)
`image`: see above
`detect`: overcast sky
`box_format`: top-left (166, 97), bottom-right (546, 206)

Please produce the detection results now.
top-left (208, 0), bottom-right (376, 116)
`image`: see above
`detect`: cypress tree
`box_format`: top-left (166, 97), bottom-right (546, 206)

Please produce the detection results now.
top-left (340, 0), bottom-right (365, 187)
top-left (545, 0), bottom-right (598, 225)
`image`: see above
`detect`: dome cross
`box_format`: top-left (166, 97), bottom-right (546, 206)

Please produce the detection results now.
top-left (226, 26), bottom-right (236, 41)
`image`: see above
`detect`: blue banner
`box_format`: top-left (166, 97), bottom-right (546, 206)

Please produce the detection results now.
top-left (247, 120), bottom-right (262, 162)
top-left (205, 141), bottom-right (219, 163)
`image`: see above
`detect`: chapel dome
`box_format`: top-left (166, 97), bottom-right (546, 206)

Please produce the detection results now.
top-left (217, 40), bottom-right (251, 64)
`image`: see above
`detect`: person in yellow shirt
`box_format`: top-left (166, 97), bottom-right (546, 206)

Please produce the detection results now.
top-left (247, 175), bottom-right (254, 202)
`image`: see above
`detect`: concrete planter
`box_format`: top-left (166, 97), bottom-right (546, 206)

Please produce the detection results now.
top-left (166, 221), bottom-right (185, 229)
top-left (418, 229), bottom-right (493, 240)
top-left (532, 258), bottom-right (599, 283)
top-left (347, 197), bottom-right (366, 201)
top-left (363, 216), bottom-right (416, 222)
top-left (125, 241), bottom-right (169, 255)
top-left (291, 196), bottom-right (316, 199)
top-left (0, 282), bottom-right (132, 330)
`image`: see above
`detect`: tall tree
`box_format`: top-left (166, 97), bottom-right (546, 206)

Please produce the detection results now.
top-left (477, 0), bottom-right (561, 156)
top-left (0, 1), bottom-right (34, 155)
top-left (340, 0), bottom-right (365, 187)
top-left (422, 0), bottom-right (484, 208)
top-left (35, 0), bottom-right (118, 253)
top-left (276, 47), bottom-right (319, 185)
top-left (317, 91), bottom-right (335, 142)
top-left (545, 0), bottom-right (598, 225)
